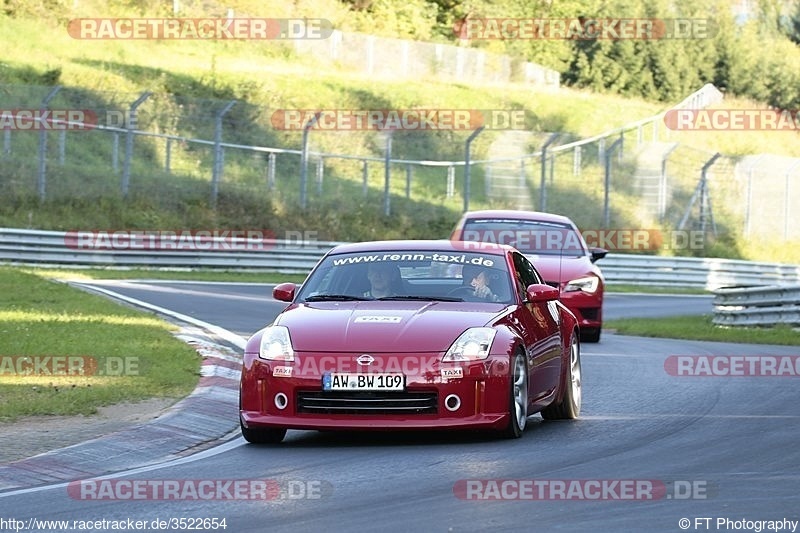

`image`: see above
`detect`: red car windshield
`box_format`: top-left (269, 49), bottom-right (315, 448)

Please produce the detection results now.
top-left (296, 250), bottom-right (515, 304)
top-left (461, 219), bottom-right (587, 256)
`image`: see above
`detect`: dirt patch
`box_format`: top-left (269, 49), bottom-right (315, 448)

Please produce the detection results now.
top-left (0, 397), bottom-right (178, 464)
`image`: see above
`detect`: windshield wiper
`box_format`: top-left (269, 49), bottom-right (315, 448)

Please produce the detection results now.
top-left (375, 295), bottom-right (463, 302)
top-left (304, 294), bottom-right (369, 302)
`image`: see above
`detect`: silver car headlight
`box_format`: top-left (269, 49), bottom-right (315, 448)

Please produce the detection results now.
top-left (564, 275), bottom-right (599, 294)
top-left (259, 326), bottom-right (295, 362)
top-left (442, 327), bottom-right (496, 362)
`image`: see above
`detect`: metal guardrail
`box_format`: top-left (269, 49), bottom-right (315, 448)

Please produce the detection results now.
top-left (713, 285), bottom-right (800, 327)
top-left (2, 228), bottom-right (800, 292)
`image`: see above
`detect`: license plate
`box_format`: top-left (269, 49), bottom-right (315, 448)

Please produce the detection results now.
top-left (322, 373), bottom-right (405, 391)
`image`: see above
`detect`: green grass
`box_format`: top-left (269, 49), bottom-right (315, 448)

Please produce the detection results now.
top-left (1, 4), bottom-right (799, 263)
top-left (0, 267), bottom-right (201, 421)
top-left (606, 314), bottom-right (800, 346)
top-left (605, 284), bottom-right (710, 295)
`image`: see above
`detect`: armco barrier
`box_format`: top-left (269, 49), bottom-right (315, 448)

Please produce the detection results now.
top-left (1, 228), bottom-right (799, 291)
top-left (712, 285), bottom-right (800, 327)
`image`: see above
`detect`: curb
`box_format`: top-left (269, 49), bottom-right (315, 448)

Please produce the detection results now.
top-left (0, 326), bottom-right (242, 493)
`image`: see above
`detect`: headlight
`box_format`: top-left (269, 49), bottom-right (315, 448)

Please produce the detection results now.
top-left (259, 326), bottom-right (294, 362)
top-left (442, 327), bottom-right (496, 362)
top-left (564, 275), bottom-right (599, 294)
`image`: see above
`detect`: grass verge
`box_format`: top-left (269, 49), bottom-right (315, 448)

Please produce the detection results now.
top-left (0, 267), bottom-right (201, 421)
top-left (30, 268), bottom-right (308, 284)
top-left (605, 284), bottom-right (710, 295)
top-left (606, 314), bottom-right (800, 346)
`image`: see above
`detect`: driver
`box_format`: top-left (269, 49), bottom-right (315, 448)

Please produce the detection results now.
top-left (364, 263), bottom-right (403, 298)
top-left (462, 265), bottom-right (499, 302)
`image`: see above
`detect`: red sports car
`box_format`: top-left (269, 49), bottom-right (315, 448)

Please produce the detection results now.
top-left (239, 240), bottom-right (581, 444)
top-left (450, 210), bottom-right (607, 343)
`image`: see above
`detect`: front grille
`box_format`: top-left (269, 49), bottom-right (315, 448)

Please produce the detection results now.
top-left (296, 391), bottom-right (438, 415)
top-left (580, 307), bottom-right (600, 320)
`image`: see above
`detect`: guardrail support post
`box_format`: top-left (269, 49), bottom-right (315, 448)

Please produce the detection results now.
top-left (211, 100), bottom-right (236, 207)
top-left (37, 85), bottom-right (62, 201)
top-left (539, 133), bottom-right (559, 211)
top-left (122, 91), bottom-right (152, 198)
top-left (464, 125), bottom-right (484, 211)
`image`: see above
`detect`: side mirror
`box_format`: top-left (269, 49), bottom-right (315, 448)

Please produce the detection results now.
top-left (272, 282), bottom-right (297, 302)
top-left (525, 284), bottom-right (560, 303)
top-left (589, 247), bottom-right (607, 263)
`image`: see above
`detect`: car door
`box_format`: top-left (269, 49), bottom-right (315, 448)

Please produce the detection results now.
top-left (510, 251), bottom-right (563, 405)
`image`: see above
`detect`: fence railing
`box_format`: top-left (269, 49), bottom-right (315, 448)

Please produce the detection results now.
top-left (2, 228), bottom-right (799, 291)
top-left (713, 285), bottom-right (800, 327)
top-left (2, 83), bottom-right (798, 241)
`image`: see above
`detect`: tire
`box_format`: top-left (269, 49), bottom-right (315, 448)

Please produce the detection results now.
top-left (240, 422), bottom-right (287, 444)
top-left (581, 327), bottom-right (601, 343)
top-left (502, 352), bottom-right (529, 439)
top-left (541, 332), bottom-right (582, 420)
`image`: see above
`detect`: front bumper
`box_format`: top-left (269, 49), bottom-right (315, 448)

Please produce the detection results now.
top-left (240, 353), bottom-right (512, 431)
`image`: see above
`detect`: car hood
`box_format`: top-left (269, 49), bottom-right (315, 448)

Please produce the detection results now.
top-left (525, 254), bottom-right (600, 284)
top-left (274, 301), bottom-right (508, 353)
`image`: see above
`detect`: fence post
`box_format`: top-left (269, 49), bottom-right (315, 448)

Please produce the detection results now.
top-left (362, 160), bottom-right (368, 197)
top-left (165, 138), bottom-right (172, 173)
top-left (383, 131), bottom-right (393, 216)
top-left (573, 146), bottom-right (581, 177)
top-left (785, 160), bottom-right (800, 240)
top-left (122, 91), bottom-right (152, 197)
top-left (464, 125), bottom-right (484, 212)
top-left (678, 153), bottom-right (720, 234)
top-left (3, 129), bottom-right (10, 156)
top-left (603, 137), bottom-right (624, 228)
top-left (37, 85), bottom-right (62, 201)
top-left (405, 164), bottom-right (412, 198)
top-left (539, 133), bottom-right (559, 212)
top-left (267, 152), bottom-right (276, 190)
top-left (316, 156), bottom-right (324, 194)
top-left (300, 113), bottom-right (321, 209)
top-left (112, 133), bottom-right (120, 173)
top-left (446, 166), bottom-right (455, 198)
top-left (210, 100), bottom-right (236, 207)
top-left (660, 143), bottom-right (679, 222)
top-left (58, 130), bottom-right (66, 165)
